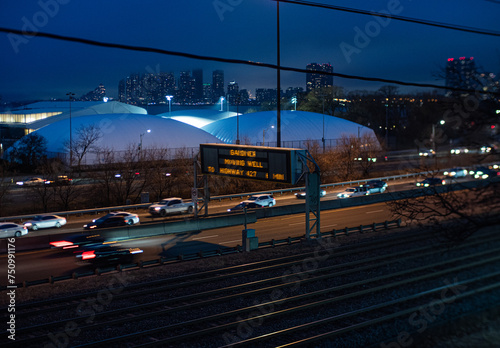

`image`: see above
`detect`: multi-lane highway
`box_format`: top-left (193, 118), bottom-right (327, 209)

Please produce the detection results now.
top-left (1, 201), bottom-right (394, 285)
top-left (0, 174), bottom-right (492, 285)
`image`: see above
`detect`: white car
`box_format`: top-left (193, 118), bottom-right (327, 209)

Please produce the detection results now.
top-left (337, 186), bottom-right (370, 199)
top-left (24, 214), bottom-right (67, 230)
top-left (242, 194), bottom-right (276, 207)
top-left (450, 147), bottom-right (469, 155)
top-left (0, 222), bottom-right (28, 238)
top-left (418, 149), bottom-right (435, 157)
top-left (16, 177), bottom-right (47, 186)
top-left (443, 168), bottom-right (467, 178)
top-left (93, 211), bottom-right (140, 225)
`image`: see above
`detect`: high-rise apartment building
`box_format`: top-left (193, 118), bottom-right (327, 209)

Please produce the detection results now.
top-left (212, 70), bottom-right (224, 103)
top-left (227, 80), bottom-right (239, 103)
top-left (178, 71), bottom-right (196, 104)
top-left (192, 69), bottom-right (203, 102)
top-left (445, 57), bottom-right (478, 93)
top-left (306, 63), bottom-right (333, 92)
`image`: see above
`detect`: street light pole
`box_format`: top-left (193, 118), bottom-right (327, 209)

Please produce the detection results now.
top-left (166, 95), bottom-right (173, 116)
top-left (236, 96), bottom-right (240, 145)
top-left (220, 96), bottom-right (225, 111)
top-left (66, 92), bottom-right (75, 167)
top-left (139, 129), bottom-right (151, 159)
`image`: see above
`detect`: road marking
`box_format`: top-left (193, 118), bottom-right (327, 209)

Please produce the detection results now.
top-left (192, 235), bottom-right (218, 240)
top-left (280, 216), bottom-right (300, 221)
top-left (221, 239), bottom-right (241, 244)
top-left (366, 210), bottom-right (384, 214)
top-left (289, 221), bottom-right (305, 226)
top-left (321, 224), bottom-right (338, 228)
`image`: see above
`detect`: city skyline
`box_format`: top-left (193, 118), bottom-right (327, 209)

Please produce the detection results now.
top-left (1, 1), bottom-right (499, 102)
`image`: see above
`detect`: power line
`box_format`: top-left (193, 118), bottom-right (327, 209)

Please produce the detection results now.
top-left (275, 0), bottom-right (500, 37)
top-left (1, 27), bottom-right (498, 96)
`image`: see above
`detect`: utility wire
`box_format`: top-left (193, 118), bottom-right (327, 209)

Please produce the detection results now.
top-left (1, 27), bottom-right (498, 96)
top-left (275, 0), bottom-right (500, 37)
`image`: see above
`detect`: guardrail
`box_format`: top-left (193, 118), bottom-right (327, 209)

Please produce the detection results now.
top-left (1, 162), bottom-right (497, 222)
top-left (10, 218), bottom-right (402, 288)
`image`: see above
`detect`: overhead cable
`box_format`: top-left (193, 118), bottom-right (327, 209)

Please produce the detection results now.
top-left (274, 0), bottom-right (500, 37)
top-left (1, 27), bottom-right (498, 96)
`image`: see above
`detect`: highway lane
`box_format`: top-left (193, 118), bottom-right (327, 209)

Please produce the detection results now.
top-left (0, 202), bottom-right (394, 285)
top-left (6, 175), bottom-right (422, 237)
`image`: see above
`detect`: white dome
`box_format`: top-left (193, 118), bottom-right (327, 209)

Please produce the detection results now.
top-left (27, 113), bottom-right (222, 163)
top-left (158, 109), bottom-right (237, 128)
top-left (201, 110), bottom-right (378, 147)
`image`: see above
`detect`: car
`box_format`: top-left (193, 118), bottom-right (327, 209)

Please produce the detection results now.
top-left (227, 202), bottom-right (260, 212)
top-left (83, 216), bottom-right (128, 230)
top-left (242, 194), bottom-right (276, 207)
top-left (46, 175), bottom-right (72, 185)
top-left (418, 149), bottom-right (435, 157)
top-left (16, 177), bottom-right (48, 186)
top-left (76, 244), bottom-right (143, 266)
top-left (480, 146), bottom-right (492, 153)
top-left (450, 147), bottom-right (469, 155)
top-left (366, 180), bottom-right (388, 193)
top-left (24, 214), bottom-right (67, 230)
top-left (416, 178), bottom-right (445, 187)
top-left (50, 233), bottom-right (107, 250)
top-left (337, 186), bottom-right (370, 199)
top-left (0, 222), bottom-right (28, 238)
top-left (92, 212), bottom-right (139, 225)
top-left (443, 168), bottom-right (468, 178)
top-left (469, 166), bottom-right (499, 179)
top-left (295, 189), bottom-right (327, 199)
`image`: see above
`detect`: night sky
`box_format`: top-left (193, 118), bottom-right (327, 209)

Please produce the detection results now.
top-left (1, 0), bottom-right (499, 102)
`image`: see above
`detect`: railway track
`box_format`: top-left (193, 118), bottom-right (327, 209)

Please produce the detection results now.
top-left (2, 225), bottom-right (500, 347)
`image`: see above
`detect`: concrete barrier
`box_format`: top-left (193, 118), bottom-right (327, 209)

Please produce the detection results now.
top-left (0, 212), bottom-right (257, 253)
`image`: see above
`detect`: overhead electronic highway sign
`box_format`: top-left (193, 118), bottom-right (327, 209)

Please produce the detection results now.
top-left (200, 144), bottom-right (306, 184)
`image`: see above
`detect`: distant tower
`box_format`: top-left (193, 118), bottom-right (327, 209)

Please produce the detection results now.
top-left (306, 63), bottom-right (333, 92)
top-left (212, 70), bottom-right (225, 103)
top-left (445, 57), bottom-right (478, 93)
top-left (192, 69), bottom-right (203, 103)
top-left (227, 80), bottom-right (239, 104)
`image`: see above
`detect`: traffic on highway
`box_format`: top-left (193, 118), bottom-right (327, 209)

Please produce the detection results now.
top-left (1, 162), bottom-right (499, 286)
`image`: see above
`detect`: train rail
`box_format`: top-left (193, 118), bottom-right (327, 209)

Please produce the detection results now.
top-left (2, 225), bottom-right (500, 347)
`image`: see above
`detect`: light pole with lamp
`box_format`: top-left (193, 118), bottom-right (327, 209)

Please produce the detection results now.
top-left (263, 125), bottom-right (275, 146)
top-left (235, 95), bottom-right (240, 145)
top-left (291, 96), bottom-right (297, 111)
top-left (66, 92), bottom-right (75, 167)
top-left (139, 129), bottom-right (151, 151)
top-left (165, 95), bottom-right (173, 116)
top-left (219, 96), bottom-right (225, 111)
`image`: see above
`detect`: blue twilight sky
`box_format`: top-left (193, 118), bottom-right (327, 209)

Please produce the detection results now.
top-left (0, 0), bottom-right (499, 102)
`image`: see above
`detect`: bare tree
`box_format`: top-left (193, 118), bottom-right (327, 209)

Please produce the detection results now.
top-left (66, 124), bottom-right (102, 174)
top-left (0, 163), bottom-right (13, 214)
top-left (6, 133), bottom-right (48, 171)
top-left (356, 133), bottom-right (383, 177)
top-left (331, 134), bottom-right (362, 181)
top-left (388, 179), bottom-right (500, 244)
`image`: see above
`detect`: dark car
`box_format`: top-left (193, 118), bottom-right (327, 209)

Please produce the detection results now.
top-left (416, 178), bottom-right (445, 187)
top-left (295, 189), bottom-right (326, 199)
top-left (50, 233), bottom-right (107, 251)
top-left (366, 180), bottom-right (388, 193)
top-left (76, 244), bottom-right (143, 266)
top-left (227, 202), bottom-right (260, 212)
top-left (83, 216), bottom-right (128, 230)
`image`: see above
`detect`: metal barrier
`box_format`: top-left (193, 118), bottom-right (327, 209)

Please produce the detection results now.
top-left (1, 162), bottom-right (496, 222)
